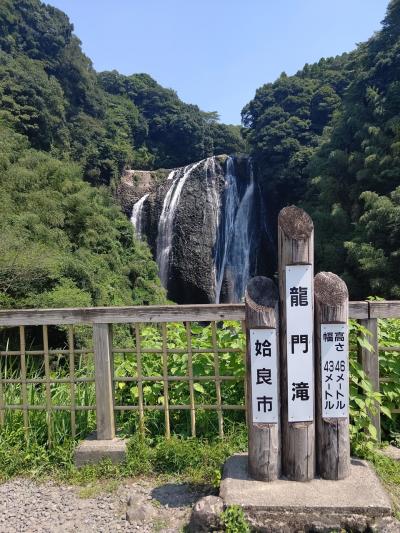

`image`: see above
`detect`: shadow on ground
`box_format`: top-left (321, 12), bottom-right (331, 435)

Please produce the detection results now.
top-left (151, 483), bottom-right (208, 508)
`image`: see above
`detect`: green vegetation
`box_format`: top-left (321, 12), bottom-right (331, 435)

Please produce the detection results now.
top-left (242, 53), bottom-right (353, 215)
top-left (0, 0), bottom-right (244, 186)
top-left (244, 0), bottom-right (400, 300)
top-left (0, 321), bottom-right (245, 442)
top-left (0, 0), bottom-right (245, 311)
top-left (1, 316), bottom-right (399, 482)
top-left (370, 452), bottom-right (400, 517)
top-left (0, 427), bottom-right (248, 487)
top-left (0, 122), bottom-right (165, 309)
top-left (220, 505), bottom-right (250, 533)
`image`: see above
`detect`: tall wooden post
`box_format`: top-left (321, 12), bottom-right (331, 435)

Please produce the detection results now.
top-left (315, 272), bottom-right (350, 479)
top-left (278, 206), bottom-right (315, 481)
top-left (245, 276), bottom-right (280, 481)
top-left (358, 317), bottom-right (381, 442)
top-left (93, 323), bottom-right (115, 440)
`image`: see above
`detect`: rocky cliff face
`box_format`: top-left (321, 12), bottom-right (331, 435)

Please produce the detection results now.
top-left (118, 155), bottom-right (272, 304)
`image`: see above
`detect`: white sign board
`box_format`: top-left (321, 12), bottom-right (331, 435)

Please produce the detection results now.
top-left (286, 265), bottom-right (314, 422)
top-left (250, 329), bottom-right (278, 423)
top-left (321, 324), bottom-right (349, 418)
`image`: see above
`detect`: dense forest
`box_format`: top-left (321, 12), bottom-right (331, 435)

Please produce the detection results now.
top-left (0, 0), bottom-right (244, 309)
top-left (243, 0), bottom-right (400, 299)
top-left (2, 0), bottom-right (400, 306)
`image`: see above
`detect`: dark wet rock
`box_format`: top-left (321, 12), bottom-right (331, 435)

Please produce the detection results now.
top-left (117, 154), bottom-right (269, 304)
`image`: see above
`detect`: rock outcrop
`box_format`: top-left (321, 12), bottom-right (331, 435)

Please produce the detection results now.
top-left (118, 155), bottom-right (272, 304)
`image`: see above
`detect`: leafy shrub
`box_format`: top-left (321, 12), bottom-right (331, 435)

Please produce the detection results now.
top-left (349, 319), bottom-right (383, 455)
top-left (114, 320), bottom-right (246, 437)
top-left (220, 505), bottom-right (250, 533)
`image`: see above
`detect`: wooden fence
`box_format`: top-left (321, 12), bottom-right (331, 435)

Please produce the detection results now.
top-left (0, 301), bottom-right (398, 441)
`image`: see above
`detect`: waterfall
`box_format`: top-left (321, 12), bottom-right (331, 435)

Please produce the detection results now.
top-left (214, 157), bottom-right (255, 303)
top-left (226, 160), bottom-right (255, 301)
top-left (156, 161), bottom-right (201, 287)
top-left (131, 193), bottom-right (149, 239)
top-left (131, 155), bottom-right (257, 303)
top-left (214, 157), bottom-right (240, 303)
top-left (204, 157), bottom-right (220, 290)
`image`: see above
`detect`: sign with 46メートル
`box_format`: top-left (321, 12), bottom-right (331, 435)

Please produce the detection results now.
top-left (321, 324), bottom-right (348, 418)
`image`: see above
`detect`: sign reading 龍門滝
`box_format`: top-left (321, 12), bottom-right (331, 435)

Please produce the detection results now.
top-left (250, 328), bottom-right (278, 423)
top-left (286, 265), bottom-right (313, 422)
top-left (321, 324), bottom-right (348, 418)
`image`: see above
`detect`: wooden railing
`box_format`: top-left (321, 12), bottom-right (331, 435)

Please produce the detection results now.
top-left (0, 301), bottom-right (398, 441)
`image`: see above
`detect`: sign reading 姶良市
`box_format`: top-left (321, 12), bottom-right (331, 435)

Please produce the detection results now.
top-left (286, 265), bottom-right (314, 422)
top-left (250, 329), bottom-right (278, 423)
top-left (321, 324), bottom-right (349, 418)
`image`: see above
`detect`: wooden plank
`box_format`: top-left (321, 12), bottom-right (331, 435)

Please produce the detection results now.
top-left (19, 326), bottom-right (29, 436)
top-left (314, 272), bottom-right (350, 480)
top-left (185, 322), bottom-right (196, 437)
top-left (135, 324), bottom-right (145, 435)
top-left (4, 404), bottom-right (95, 411)
top-left (0, 348), bottom-right (4, 425)
top-left (68, 326), bottom-right (76, 439)
top-left (114, 404), bottom-right (246, 411)
top-left (245, 276), bottom-right (280, 482)
top-left (0, 300), bottom-right (377, 328)
top-left (112, 375), bottom-right (242, 382)
top-left (369, 301), bottom-right (400, 318)
top-left (93, 324), bottom-right (115, 440)
top-left (348, 302), bottom-right (369, 319)
top-left (358, 318), bottom-right (381, 441)
top-left (43, 325), bottom-right (52, 443)
top-left (278, 205), bottom-right (315, 481)
top-left (242, 320), bottom-right (248, 426)
top-left (211, 321), bottom-right (224, 438)
top-left (0, 304), bottom-right (245, 326)
top-left (161, 323), bottom-right (171, 438)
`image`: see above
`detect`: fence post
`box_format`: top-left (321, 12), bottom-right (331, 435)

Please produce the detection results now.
top-left (278, 206), bottom-right (315, 481)
top-left (93, 323), bottom-right (115, 440)
top-left (358, 316), bottom-right (381, 442)
top-left (245, 276), bottom-right (280, 481)
top-left (314, 272), bottom-right (350, 479)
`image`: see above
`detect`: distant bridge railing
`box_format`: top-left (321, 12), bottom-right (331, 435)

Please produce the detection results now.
top-left (0, 301), bottom-right (397, 442)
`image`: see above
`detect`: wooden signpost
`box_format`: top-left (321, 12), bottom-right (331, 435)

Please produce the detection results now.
top-left (278, 206), bottom-right (315, 481)
top-left (245, 206), bottom-right (350, 484)
top-left (315, 271), bottom-right (350, 479)
top-left (245, 276), bottom-right (280, 481)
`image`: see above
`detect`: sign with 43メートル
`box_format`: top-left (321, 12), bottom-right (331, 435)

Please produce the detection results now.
top-left (286, 265), bottom-right (314, 422)
top-left (321, 324), bottom-right (349, 418)
top-left (250, 329), bottom-right (278, 423)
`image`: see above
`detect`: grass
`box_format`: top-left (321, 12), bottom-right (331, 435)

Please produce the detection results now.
top-left (0, 423), bottom-right (248, 492)
top-left (371, 450), bottom-right (400, 519)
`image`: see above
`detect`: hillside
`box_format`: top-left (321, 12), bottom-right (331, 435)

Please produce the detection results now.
top-left (244, 0), bottom-right (400, 299)
top-left (0, 0), bottom-right (245, 308)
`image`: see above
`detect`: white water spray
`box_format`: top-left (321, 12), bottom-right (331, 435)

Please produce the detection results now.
top-left (214, 157), bottom-right (255, 303)
top-left (156, 161), bottom-right (201, 287)
top-left (131, 193), bottom-right (149, 239)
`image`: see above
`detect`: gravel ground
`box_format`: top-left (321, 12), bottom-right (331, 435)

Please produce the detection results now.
top-left (0, 478), bottom-right (205, 532)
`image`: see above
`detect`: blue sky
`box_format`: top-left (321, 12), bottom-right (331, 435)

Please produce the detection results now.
top-left (47, 0), bottom-right (389, 124)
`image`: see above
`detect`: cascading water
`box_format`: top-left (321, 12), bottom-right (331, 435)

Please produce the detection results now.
top-left (225, 160), bottom-right (255, 301)
top-left (205, 156), bottom-right (221, 285)
top-left (156, 161), bottom-right (201, 287)
top-left (128, 155), bottom-right (258, 303)
top-left (214, 157), bottom-right (239, 302)
top-left (214, 157), bottom-right (255, 303)
top-left (131, 193), bottom-right (149, 239)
